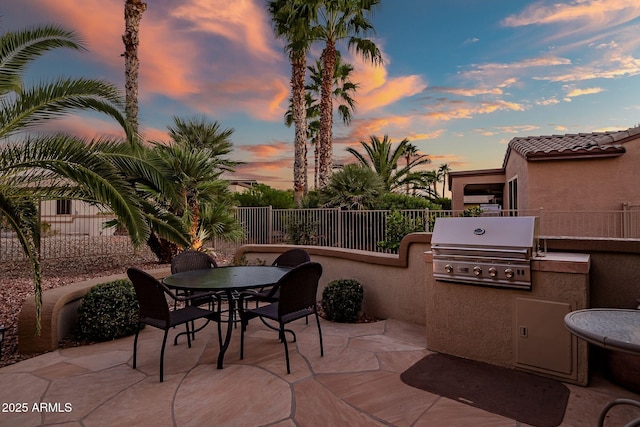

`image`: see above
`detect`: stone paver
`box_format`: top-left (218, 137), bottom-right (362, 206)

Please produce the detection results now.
top-left (0, 317), bottom-right (639, 426)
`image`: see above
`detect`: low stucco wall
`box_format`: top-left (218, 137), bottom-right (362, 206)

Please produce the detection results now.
top-left (18, 267), bottom-right (171, 354)
top-left (544, 237), bottom-right (640, 308)
top-left (18, 234), bottom-right (640, 357)
top-left (235, 233), bottom-right (432, 325)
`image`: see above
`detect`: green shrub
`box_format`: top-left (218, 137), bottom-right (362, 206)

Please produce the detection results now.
top-left (460, 206), bottom-right (483, 217)
top-left (321, 279), bottom-right (364, 323)
top-left (378, 210), bottom-right (425, 252)
top-left (75, 279), bottom-right (140, 342)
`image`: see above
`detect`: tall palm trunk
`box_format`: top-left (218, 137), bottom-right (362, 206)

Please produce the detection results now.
top-left (318, 40), bottom-right (337, 188)
top-left (314, 137), bottom-right (319, 190)
top-left (123, 0), bottom-right (147, 136)
top-left (292, 52), bottom-right (307, 206)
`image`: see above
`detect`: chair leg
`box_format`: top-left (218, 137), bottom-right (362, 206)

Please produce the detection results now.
top-left (281, 322), bottom-right (291, 374)
top-left (240, 318), bottom-right (246, 360)
top-left (315, 312), bottom-right (324, 357)
top-left (160, 329), bottom-right (169, 382)
top-left (133, 326), bottom-right (140, 369)
top-left (185, 322), bottom-right (192, 348)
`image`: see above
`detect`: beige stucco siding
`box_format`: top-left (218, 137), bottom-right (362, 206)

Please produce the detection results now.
top-left (504, 136), bottom-right (640, 212)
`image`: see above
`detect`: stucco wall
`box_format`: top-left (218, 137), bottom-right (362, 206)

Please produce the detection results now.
top-left (449, 171), bottom-right (505, 212)
top-left (545, 237), bottom-right (640, 308)
top-left (506, 137), bottom-right (640, 212)
top-left (235, 233), bottom-right (431, 325)
top-left (504, 152), bottom-right (529, 210)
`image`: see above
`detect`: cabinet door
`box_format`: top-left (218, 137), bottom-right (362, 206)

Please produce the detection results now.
top-left (515, 298), bottom-right (573, 375)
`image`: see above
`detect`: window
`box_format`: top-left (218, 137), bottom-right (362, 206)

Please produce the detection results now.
top-left (508, 178), bottom-right (518, 216)
top-left (56, 199), bottom-right (72, 215)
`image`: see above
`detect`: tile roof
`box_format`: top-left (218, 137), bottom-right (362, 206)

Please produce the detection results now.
top-left (503, 127), bottom-right (639, 166)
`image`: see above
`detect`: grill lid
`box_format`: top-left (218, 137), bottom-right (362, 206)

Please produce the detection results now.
top-left (431, 216), bottom-right (538, 250)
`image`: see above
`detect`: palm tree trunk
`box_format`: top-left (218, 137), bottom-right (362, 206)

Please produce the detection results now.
top-left (123, 0), bottom-right (147, 136)
top-left (292, 52), bottom-right (307, 206)
top-left (318, 40), bottom-right (337, 188)
top-left (314, 138), bottom-right (319, 190)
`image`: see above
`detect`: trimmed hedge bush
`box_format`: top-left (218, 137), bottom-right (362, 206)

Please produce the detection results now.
top-left (75, 279), bottom-right (140, 342)
top-left (321, 279), bottom-right (364, 323)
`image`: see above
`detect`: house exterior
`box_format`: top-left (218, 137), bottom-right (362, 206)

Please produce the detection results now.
top-left (448, 126), bottom-right (640, 236)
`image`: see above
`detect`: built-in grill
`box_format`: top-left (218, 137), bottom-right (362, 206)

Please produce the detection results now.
top-left (431, 216), bottom-right (539, 290)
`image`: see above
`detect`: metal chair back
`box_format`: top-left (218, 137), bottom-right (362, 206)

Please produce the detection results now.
top-left (171, 250), bottom-right (217, 274)
top-left (271, 248), bottom-right (310, 268)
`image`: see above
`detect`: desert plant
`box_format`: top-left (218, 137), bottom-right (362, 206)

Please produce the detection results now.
top-left (321, 279), bottom-right (364, 323)
top-left (75, 279), bottom-right (140, 342)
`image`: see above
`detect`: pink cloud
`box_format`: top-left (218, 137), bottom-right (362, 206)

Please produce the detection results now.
top-left (503, 0), bottom-right (640, 30)
top-left (347, 51), bottom-right (427, 113)
top-left (171, 0), bottom-right (281, 62)
top-left (34, 0), bottom-right (290, 122)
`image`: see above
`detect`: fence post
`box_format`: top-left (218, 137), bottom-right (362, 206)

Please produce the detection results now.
top-left (267, 206), bottom-right (273, 244)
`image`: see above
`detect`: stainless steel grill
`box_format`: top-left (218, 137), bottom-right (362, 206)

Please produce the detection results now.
top-left (431, 216), bottom-right (539, 290)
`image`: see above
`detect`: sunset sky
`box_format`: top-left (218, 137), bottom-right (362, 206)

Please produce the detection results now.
top-left (4, 0), bottom-right (640, 191)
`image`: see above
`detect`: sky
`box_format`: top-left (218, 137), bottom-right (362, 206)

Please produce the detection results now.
top-left (3, 0), bottom-right (640, 191)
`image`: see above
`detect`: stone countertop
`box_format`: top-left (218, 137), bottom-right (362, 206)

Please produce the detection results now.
top-left (531, 252), bottom-right (590, 274)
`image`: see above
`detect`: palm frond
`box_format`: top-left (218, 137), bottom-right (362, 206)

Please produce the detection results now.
top-left (0, 77), bottom-right (128, 139)
top-left (0, 25), bottom-right (83, 95)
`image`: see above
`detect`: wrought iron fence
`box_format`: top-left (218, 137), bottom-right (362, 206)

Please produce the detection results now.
top-left (2, 202), bottom-right (640, 262)
top-left (214, 208), bottom-right (430, 253)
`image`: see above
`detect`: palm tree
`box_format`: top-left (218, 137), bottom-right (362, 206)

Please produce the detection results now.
top-left (123, 0), bottom-right (147, 136)
top-left (347, 135), bottom-right (431, 192)
top-left (166, 116), bottom-right (237, 171)
top-left (0, 24), bottom-right (147, 334)
top-left (320, 163), bottom-right (384, 210)
top-left (285, 52), bottom-right (358, 191)
top-left (438, 163), bottom-right (451, 197)
top-left (151, 116), bottom-right (243, 252)
top-left (313, 0), bottom-right (383, 188)
top-left (269, 0), bottom-right (315, 206)
top-left (403, 143), bottom-right (418, 194)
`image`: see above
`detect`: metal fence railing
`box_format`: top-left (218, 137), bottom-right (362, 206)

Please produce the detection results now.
top-left (3, 202), bottom-right (640, 262)
top-left (214, 208), bottom-right (430, 253)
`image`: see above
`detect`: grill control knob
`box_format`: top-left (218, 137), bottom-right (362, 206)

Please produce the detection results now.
top-left (504, 268), bottom-right (514, 279)
top-left (444, 264), bottom-right (453, 273)
top-left (488, 267), bottom-right (498, 277)
top-left (473, 266), bottom-right (482, 276)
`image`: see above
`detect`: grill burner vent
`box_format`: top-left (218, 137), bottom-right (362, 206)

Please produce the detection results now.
top-left (431, 216), bottom-right (539, 290)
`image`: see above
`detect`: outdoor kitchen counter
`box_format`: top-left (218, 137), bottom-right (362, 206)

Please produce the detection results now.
top-left (424, 250), bottom-right (590, 386)
top-left (531, 252), bottom-right (591, 274)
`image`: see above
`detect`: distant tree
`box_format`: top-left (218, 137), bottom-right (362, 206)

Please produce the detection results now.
top-left (320, 164), bottom-right (384, 210)
top-left (374, 193), bottom-right (441, 210)
top-left (438, 163), bottom-right (451, 197)
top-left (403, 143), bottom-right (418, 194)
top-left (234, 184), bottom-right (295, 209)
top-left (286, 52), bottom-right (359, 191)
top-left (347, 135), bottom-right (431, 192)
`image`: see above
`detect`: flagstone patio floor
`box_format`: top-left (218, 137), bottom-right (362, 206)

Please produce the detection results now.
top-left (1, 317), bottom-right (640, 426)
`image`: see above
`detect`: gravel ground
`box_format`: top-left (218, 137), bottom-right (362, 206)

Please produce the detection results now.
top-left (0, 248), bottom-right (234, 368)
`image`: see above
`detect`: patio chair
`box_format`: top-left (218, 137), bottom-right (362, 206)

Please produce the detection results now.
top-left (171, 249), bottom-right (223, 342)
top-left (239, 261), bottom-right (323, 374)
top-left (127, 267), bottom-right (221, 382)
top-left (171, 249), bottom-right (219, 309)
top-left (249, 248), bottom-right (311, 305)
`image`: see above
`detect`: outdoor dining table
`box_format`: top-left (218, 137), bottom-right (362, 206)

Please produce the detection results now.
top-left (163, 265), bottom-right (291, 369)
top-left (564, 308), bottom-right (640, 426)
